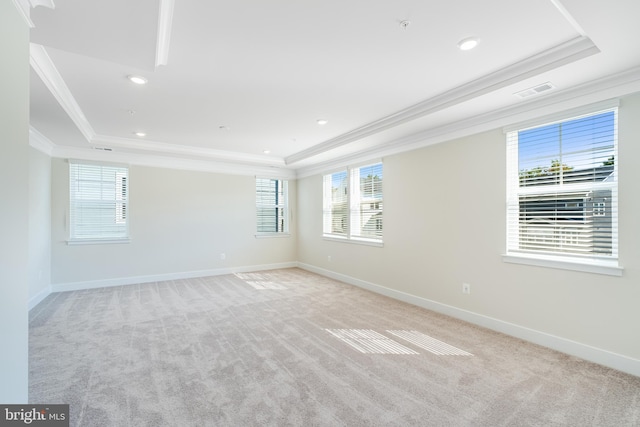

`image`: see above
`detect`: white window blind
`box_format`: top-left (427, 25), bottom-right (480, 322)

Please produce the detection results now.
top-left (350, 163), bottom-right (383, 240)
top-left (506, 109), bottom-right (617, 261)
top-left (323, 162), bottom-right (383, 243)
top-left (323, 171), bottom-right (348, 237)
top-left (256, 178), bottom-right (288, 234)
top-left (69, 162), bottom-right (129, 241)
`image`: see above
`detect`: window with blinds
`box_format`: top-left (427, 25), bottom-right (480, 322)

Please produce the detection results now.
top-left (69, 161), bottom-right (129, 242)
top-left (323, 162), bottom-right (383, 243)
top-left (506, 109), bottom-right (617, 262)
top-left (323, 171), bottom-right (348, 237)
top-left (256, 178), bottom-right (288, 234)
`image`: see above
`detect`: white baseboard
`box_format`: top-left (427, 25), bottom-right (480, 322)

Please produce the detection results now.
top-left (297, 262), bottom-right (640, 378)
top-left (28, 285), bottom-right (52, 311)
top-left (50, 261), bottom-right (298, 293)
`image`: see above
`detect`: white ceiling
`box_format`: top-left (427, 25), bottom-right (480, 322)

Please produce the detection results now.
top-left (25, 0), bottom-right (640, 177)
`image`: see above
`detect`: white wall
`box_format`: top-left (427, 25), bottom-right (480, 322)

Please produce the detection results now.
top-left (297, 92), bottom-right (640, 372)
top-left (51, 162), bottom-right (297, 288)
top-left (0, 2), bottom-right (30, 403)
top-left (29, 148), bottom-right (52, 306)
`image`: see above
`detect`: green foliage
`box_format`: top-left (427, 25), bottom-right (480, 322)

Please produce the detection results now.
top-left (519, 159), bottom-right (573, 183)
top-left (362, 174), bottom-right (382, 197)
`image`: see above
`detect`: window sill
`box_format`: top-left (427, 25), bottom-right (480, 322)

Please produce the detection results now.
top-left (502, 253), bottom-right (623, 276)
top-left (255, 233), bottom-right (291, 239)
top-left (67, 238), bottom-right (131, 245)
top-left (323, 235), bottom-right (383, 248)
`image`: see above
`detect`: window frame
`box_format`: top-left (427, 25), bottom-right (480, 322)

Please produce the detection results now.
top-left (322, 161), bottom-right (383, 246)
top-left (503, 102), bottom-right (622, 276)
top-left (68, 160), bottom-right (130, 245)
top-left (255, 177), bottom-right (290, 238)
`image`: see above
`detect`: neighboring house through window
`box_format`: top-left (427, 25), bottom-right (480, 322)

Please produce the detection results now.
top-left (323, 162), bottom-right (383, 244)
top-left (256, 177), bottom-right (289, 235)
top-left (506, 106), bottom-right (618, 269)
top-left (69, 161), bottom-right (129, 243)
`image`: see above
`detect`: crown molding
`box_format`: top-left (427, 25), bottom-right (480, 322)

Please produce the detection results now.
top-left (28, 42), bottom-right (289, 171)
top-left (550, 0), bottom-right (586, 36)
top-left (92, 134), bottom-right (286, 167)
top-left (11, 0), bottom-right (55, 28)
top-left (11, 0), bottom-right (34, 27)
top-left (29, 126), bottom-right (56, 156)
top-left (30, 43), bottom-right (96, 142)
top-left (155, 0), bottom-right (174, 67)
top-left (51, 145), bottom-right (296, 179)
top-left (285, 36), bottom-right (600, 166)
top-left (295, 66), bottom-right (640, 179)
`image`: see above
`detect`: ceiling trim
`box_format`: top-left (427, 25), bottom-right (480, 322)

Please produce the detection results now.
top-left (29, 66), bottom-right (640, 181)
top-left (50, 145), bottom-right (296, 179)
top-left (30, 43), bottom-right (96, 142)
top-left (155, 0), bottom-right (174, 67)
top-left (29, 126), bottom-right (56, 156)
top-left (285, 35), bottom-right (600, 166)
top-left (93, 134), bottom-right (286, 167)
top-left (295, 66), bottom-right (640, 178)
top-left (30, 41), bottom-right (285, 168)
top-left (550, 0), bottom-right (586, 36)
top-left (11, 0), bottom-right (55, 28)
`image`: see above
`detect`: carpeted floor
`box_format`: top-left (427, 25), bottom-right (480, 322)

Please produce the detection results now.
top-left (29, 268), bottom-right (640, 426)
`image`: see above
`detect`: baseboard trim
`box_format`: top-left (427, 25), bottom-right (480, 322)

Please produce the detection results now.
top-left (297, 262), bottom-right (640, 378)
top-left (28, 285), bottom-right (52, 311)
top-left (50, 262), bottom-right (298, 293)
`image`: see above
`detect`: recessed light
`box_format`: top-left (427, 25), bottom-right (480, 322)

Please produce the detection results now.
top-left (128, 75), bottom-right (148, 85)
top-left (457, 37), bottom-right (479, 51)
top-left (263, 150), bottom-right (271, 154)
top-left (317, 119), bottom-right (328, 125)
top-left (134, 132), bottom-right (146, 137)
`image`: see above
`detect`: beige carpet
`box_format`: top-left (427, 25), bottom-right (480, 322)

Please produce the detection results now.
top-left (29, 268), bottom-right (640, 426)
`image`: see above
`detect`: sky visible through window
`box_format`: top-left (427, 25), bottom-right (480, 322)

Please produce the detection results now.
top-left (331, 165), bottom-right (382, 190)
top-left (332, 171), bottom-right (347, 189)
top-left (518, 111), bottom-right (615, 173)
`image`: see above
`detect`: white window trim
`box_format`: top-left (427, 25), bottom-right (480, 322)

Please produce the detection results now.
top-left (323, 235), bottom-right (384, 247)
top-left (255, 233), bottom-right (291, 239)
top-left (68, 237), bottom-right (131, 245)
top-left (502, 253), bottom-right (623, 276)
top-left (503, 102), bottom-right (623, 275)
top-left (322, 160), bottom-right (383, 246)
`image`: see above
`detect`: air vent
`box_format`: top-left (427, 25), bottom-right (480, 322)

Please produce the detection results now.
top-left (514, 82), bottom-right (555, 99)
top-left (93, 147), bottom-right (113, 151)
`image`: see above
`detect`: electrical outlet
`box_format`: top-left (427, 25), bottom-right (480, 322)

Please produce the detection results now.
top-left (220, 253), bottom-right (226, 260)
top-left (327, 255), bottom-right (332, 262)
top-left (462, 283), bottom-right (471, 294)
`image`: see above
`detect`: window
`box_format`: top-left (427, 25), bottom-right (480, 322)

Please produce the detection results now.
top-left (506, 108), bottom-right (618, 268)
top-left (69, 161), bottom-right (129, 243)
top-left (323, 162), bottom-right (383, 243)
top-left (256, 178), bottom-right (289, 235)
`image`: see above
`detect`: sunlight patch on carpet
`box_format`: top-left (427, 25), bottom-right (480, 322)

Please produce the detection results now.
top-left (325, 329), bottom-right (418, 354)
top-left (387, 330), bottom-right (473, 356)
top-left (234, 273), bottom-right (287, 290)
